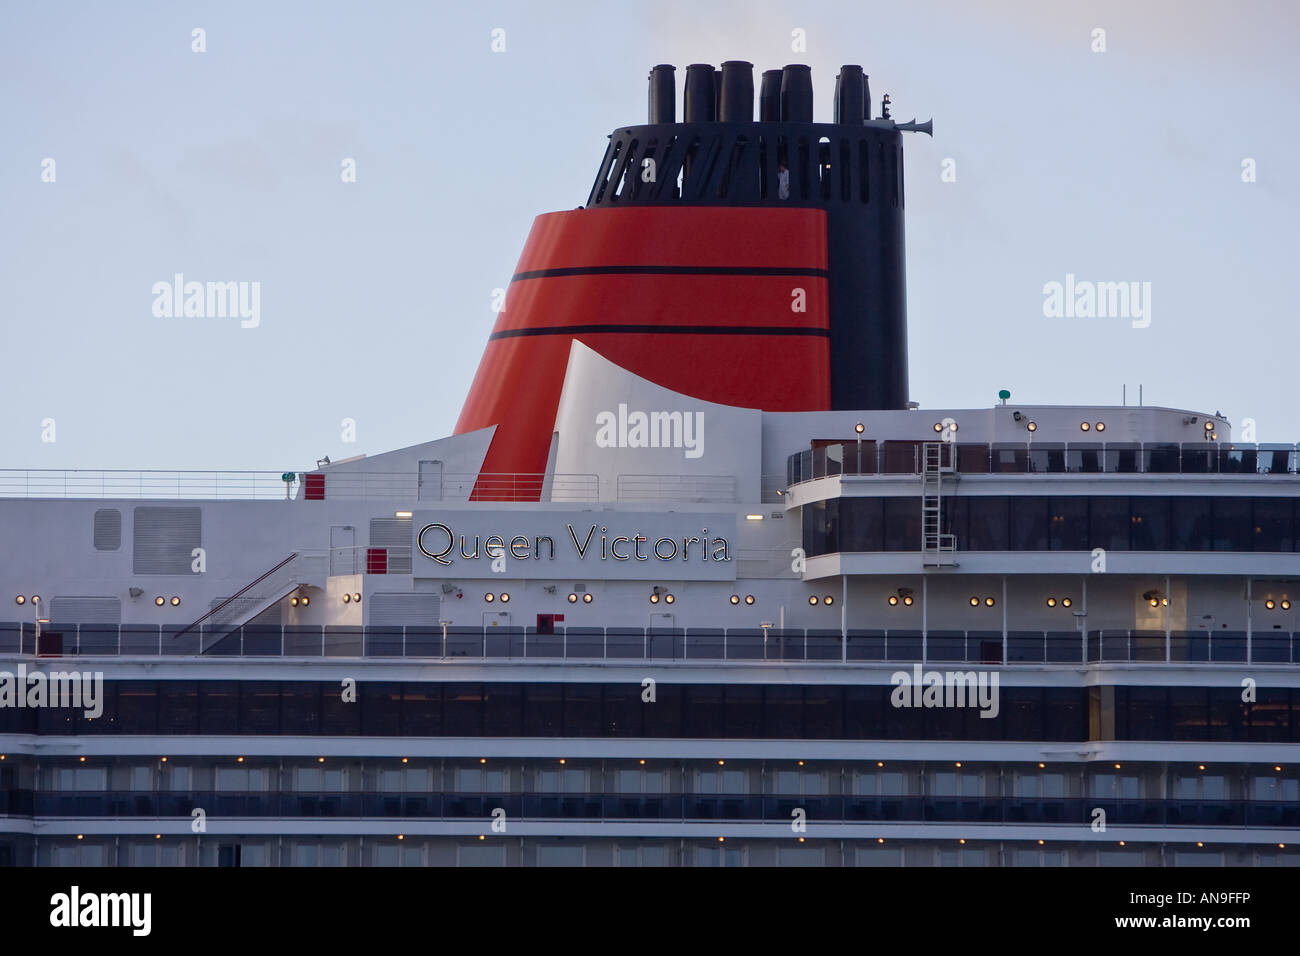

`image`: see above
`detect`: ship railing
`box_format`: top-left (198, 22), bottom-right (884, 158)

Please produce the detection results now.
top-left (2, 622), bottom-right (1295, 665)
top-left (15, 792), bottom-right (1300, 828)
top-left (786, 441), bottom-right (1300, 486)
top-left (615, 474), bottom-right (735, 502)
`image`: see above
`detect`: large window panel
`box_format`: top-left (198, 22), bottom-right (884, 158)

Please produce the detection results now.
top-left (882, 497), bottom-right (920, 551)
top-left (1212, 497), bottom-right (1253, 552)
top-left (1252, 497), bottom-right (1294, 552)
top-left (1011, 496), bottom-right (1049, 551)
top-left (1087, 496), bottom-right (1130, 552)
top-left (1130, 496), bottom-right (1171, 550)
top-left (965, 496), bottom-right (1009, 551)
top-left (1048, 496), bottom-right (1088, 551)
top-left (1171, 496), bottom-right (1213, 551)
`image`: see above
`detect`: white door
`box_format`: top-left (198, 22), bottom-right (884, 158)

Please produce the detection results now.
top-left (418, 460), bottom-right (443, 501)
top-left (649, 612), bottom-right (675, 628)
top-left (330, 526), bottom-right (355, 575)
top-left (483, 611), bottom-right (510, 628)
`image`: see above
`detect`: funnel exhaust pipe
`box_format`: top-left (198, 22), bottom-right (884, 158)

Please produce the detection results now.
top-left (647, 64), bottom-right (676, 123)
top-left (719, 60), bottom-right (754, 121)
top-left (780, 64), bottom-right (813, 122)
top-left (683, 63), bottom-right (717, 122)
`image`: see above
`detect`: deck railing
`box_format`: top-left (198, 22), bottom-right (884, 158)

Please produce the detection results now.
top-left (1, 622), bottom-right (1293, 665)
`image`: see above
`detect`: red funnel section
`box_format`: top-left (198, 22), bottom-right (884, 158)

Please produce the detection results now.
top-left (455, 206), bottom-right (830, 496)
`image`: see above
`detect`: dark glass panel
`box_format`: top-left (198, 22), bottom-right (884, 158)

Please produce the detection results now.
top-left (115, 681), bottom-right (159, 735)
top-left (361, 682), bottom-right (401, 736)
top-left (1169, 687), bottom-right (1209, 740)
top-left (1088, 496), bottom-right (1129, 552)
top-left (966, 496), bottom-right (1009, 551)
top-left (401, 683), bottom-right (441, 736)
top-left (1252, 497), bottom-right (1293, 552)
top-left (1130, 496), bottom-right (1170, 550)
top-left (842, 497), bottom-right (884, 552)
top-left (642, 683), bottom-right (683, 737)
top-left (723, 685), bottom-right (763, 737)
top-left (482, 683), bottom-right (522, 736)
top-left (158, 681), bottom-right (199, 735)
top-left (684, 685), bottom-right (724, 737)
top-left (602, 683), bottom-right (642, 737)
top-left (279, 683), bottom-right (319, 736)
top-left (1048, 496), bottom-right (1088, 550)
top-left (1011, 496), bottom-right (1049, 551)
top-left (1212, 497), bottom-right (1252, 552)
top-left (990, 443), bottom-right (1028, 473)
top-left (564, 684), bottom-right (602, 737)
top-left (882, 496), bottom-right (919, 551)
top-left (522, 684), bottom-right (561, 737)
top-left (804, 685), bottom-right (842, 738)
top-left (1171, 496), bottom-right (1213, 551)
top-left (198, 681), bottom-right (240, 735)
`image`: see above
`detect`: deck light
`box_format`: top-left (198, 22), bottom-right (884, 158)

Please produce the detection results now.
top-left (1045, 598), bottom-right (1056, 607)
top-left (499, 592), bottom-right (510, 603)
top-left (887, 595), bottom-right (898, 606)
top-left (485, 593), bottom-right (494, 603)
top-left (155, 596), bottom-right (165, 606)
top-left (13, 595), bottom-right (23, 605)
top-left (1080, 422), bottom-right (1089, 431)
top-left (300, 595), bottom-right (309, 606)
top-left (353, 592), bottom-right (361, 602)
top-left (1026, 421), bottom-right (1037, 432)
top-left (730, 595), bottom-right (740, 605)
top-left (985, 597), bottom-right (995, 607)
top-left (972, 597), bottom-right (981, 607)
top-left (664, 594), bottom-right (675, 604)
top-left (903, 595), bottom-right (913, 606)
top-left (1062, 598), bottom-right (1072, 607)
top-left (480, 758), bottom-right (486, 764)
top-left (1038, 763), bottom-right (1045, 768)
top-left (855, 422), bottom-right (864, 434)
top-left (343, 593), bottom-right (351, 603)
top-left (1283, 600), bottom-right (1292, 610)
top-left (395, 511), bottom-right (413, 518)
top-left (745, 514), bottom-right (764, 521)
top-left (823, 595), bottom-right (834, 605)
top-left (1095, 422), bottom-right (1106, 432)
top-left (745, 595), bottom-right (755, 605)
top-left (934, 422), bottom-right (943, 432)
top-left (582, 593), bottom-right (593, 604)
top-left (1266, 600), bottom-right (1276, 610)
top-left (170, 596), bottom-right (180, 606)
top-left (569, 593), bottom-right (578, 603)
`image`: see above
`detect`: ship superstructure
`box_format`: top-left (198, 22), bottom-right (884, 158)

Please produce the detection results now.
top-left (0, 62), bottom-right (1296, 868)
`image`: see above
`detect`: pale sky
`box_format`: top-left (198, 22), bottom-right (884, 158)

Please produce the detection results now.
top-left (2, 0), bottom-right (1297, 471)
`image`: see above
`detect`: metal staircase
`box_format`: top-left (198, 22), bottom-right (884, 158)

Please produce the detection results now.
top-left (921, 442), bottom-right (957, 566)
top-left (171, 552), bottom-right (326, 645)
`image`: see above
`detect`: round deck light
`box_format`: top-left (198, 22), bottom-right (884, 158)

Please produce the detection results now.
top-left (342, 593), bottom-right (351, 603)
top-left (1062, 598), bottom-right (1072, 608)
top-left (855, 422), bottom-right (864, 434)
top-left (353, 592), bottom-right (361, 602)
top-left (650, 593), bottom-right (660, 604)
top-left (300, 595), bottom-right (309, 606)
top-left (485, 593), bottom-right (494, 603)
top-left (568, 593), bottom-right (578, 603)
top-left (1266, 600), bottom-right (1276, 610)
top-left (823, 595), bottom-right (834, 606)
top-left (985, 597), bottom-right (995, 607)
top-left (1045, 597), bottom-right (1056, 608)
top-left (14, 595), bottom-right (24, 605)
top-left (903, 595), bottom-right (913, 606)
top-left (1095, 422), bottom-right (1106, 432)
top-left (745, 595), bottom-right (755, 605)
top-left (170, 596), bottom-right (180, 606)
top-left (933, 422), bottom-right (943, 432)
top-left (582, 593), bottom-right (593, 604)
top-left (155, 596), bottom-right (165, 606)
top-left (1026, 421), bottom-right (1037, 432)
top-left (1283, 600), bottom-right (1292, 610)
top-left (730, 595), bottom-right (740, 605)
top-left (499, 592), bottom-right (509, 603)
top-left (1080, 422), bottom-right (1090, 431)
top-left (664, 594), bottom-right (674, 604)
top-left (972, 597), bottom-right (981, 607)
top-left (887, 595), bottom-right (898, 606)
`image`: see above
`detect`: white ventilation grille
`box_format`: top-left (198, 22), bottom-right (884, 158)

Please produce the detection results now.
top-left (93, 509), bottom-right (122, 551)
top-left (50, 596), bottom-right (121, 624)
top-left (369, 517), bottom-right (412, 574)
top-left (368, 593), bottom-right (441, 627)
top-left (133, 507), bottom-right (201, 574)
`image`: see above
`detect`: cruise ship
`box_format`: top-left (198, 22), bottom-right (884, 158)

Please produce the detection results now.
top-left (1, 60), bottom-right (1296, 869)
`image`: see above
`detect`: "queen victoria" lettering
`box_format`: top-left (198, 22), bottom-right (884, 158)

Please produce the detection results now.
top-left (416, 522), bottom-right (730, 567)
